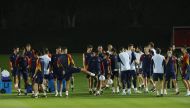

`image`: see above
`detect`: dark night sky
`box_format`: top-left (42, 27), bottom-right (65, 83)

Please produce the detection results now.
top-left (0, 0), bottom-right (190, 53)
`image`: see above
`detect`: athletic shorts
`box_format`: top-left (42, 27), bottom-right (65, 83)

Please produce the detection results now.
top-left (35, 72), bottom-right (43, 84)
top-left (111, 71), bottom-right (119, 80)
top-left (153, 73), bottom-right (163, 81)
top-left (53, 69), bottom-right (59, 79)
top-left (165, 72), bottom-right (176, 81)
top-left (137, 68), bottom-right (143, 75)
top-left (182, 73), bottom-right (190, 80)
top-left (63, 67), bottom-right (81, 81)
top-left (129, 70), bottom-right (137, 79)
top-left (143, 71), bottom-right (151, 78)
top-left (44, 74), bottom-right (49, 80)
top-left (19, 69), bottom-right (28, 81)
top-left (12, 68), bottom-right (18, 77)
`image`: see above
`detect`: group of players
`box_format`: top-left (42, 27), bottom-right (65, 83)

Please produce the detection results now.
top-left (83, 42), bottom-right (190, 97)
top-left (9, 42), bottom-right (190, 98)
top-left (9, 44), bottom-right (95, 98)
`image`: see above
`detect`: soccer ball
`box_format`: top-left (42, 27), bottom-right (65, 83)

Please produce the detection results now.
top-left (107, 79), bottom-right (113, 85)
top-left (99, 75), bottom-right (105, 81)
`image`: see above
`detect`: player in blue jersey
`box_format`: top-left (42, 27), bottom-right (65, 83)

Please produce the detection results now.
top-left (83, 45), bottom-right (94, 94)
top-left (9, 46), bottom-right (20, 93)
top-left (111, 48), bottom-right (120, 94)
top-left (140, 46), bottom-right (155, 93)
top-left (50, 46), bottom-right (62, 96)
top-left (16, 48), bottom-right (30, 95)
top-left (163, 50), bottom-right (179, 95)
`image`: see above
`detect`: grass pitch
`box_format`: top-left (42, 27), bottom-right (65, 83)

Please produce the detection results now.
top-left (0, 54), bottom-right (190, 108)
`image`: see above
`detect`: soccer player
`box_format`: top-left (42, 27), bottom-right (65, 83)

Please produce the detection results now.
top-left (148, 42), bottom-right (156, 56)
top-left (57, 47), bottom-right (95, 97)
top-left (98, 45), bottom-right (105, 60)
top-left (33, 50), bottom-right (47, 98)
top-left (107, 44), bottom-right (113, 55)
top-left (16, 48), bottom-right (30, 95)
top-left (126, 44), bottom-right (141, 94)
top-left (40, 48), bottom-right (51, 92)
top-left (9, 46), bottom-right (20, 94)
top-left (88, 51), bottom-right (103, 95)
top-left (111, 48), bottom-right (120, 94)
top-left (163, 50), bottom-right (179, 95)
top-left (180, 47), bottom-right (190, 96)
top-left (135, 46), bottom-right (144, 90)
top-left (83, 45), bottom-right (93, 94)
top-left (102, 52), bottom-right (112, 88)
top-left (118, 47), bottom-right (131, 95)
top-left (152, 48), bottom-right (165, 97)
top-left (140, 46), bottom-right (155, 93)
top-left (50, 46), bottom-right (62, 96)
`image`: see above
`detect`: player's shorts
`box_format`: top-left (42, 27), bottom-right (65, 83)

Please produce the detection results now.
top-left (19, 69), bottom-right (28, 81)
top-left (137, 68), bottom-right (143, 75)
top-left (153, 73), bottom-right (163, 81)
top-left (165, 72), bottom-right (176, 81)
top-left (111, 71), bottom-right (119, 80)
top-left (143, 71), bottom-right (151, 78)
top-left (53, 69), bottom-right (59, 79)
top-left (182, 73), bottom-right (190, 80)
top-left (35, 72), bottom-right (43, 84)
top-left (121, 70), bottom-right (131, 83)
top-left (63, 67), bottom-right (81, 81)
top-left (129, 70), bottom-right (137, 79)
top-left (44, 74), bottom-right (49, 80)
top-left (12, 68), bottom-right (18, 77)
top-left (30, 68), bottom-right (35, 78)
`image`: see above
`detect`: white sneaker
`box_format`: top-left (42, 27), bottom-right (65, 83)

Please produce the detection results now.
top-left (122, 91), bottom-right (126, 95)
top-left (127, 89), bottom-right (131, 95)
top-left (116, 87), bottom-right (120, 93)
top-left (90, 73), bottom-right (95, 77)
top-left (163, 89), bottom-right (167, 95)
top-left (60, 92), bottom-right (62, 97)
top-left (66, 91), bottom-right (69, 96)
top-left (55, 91), bottom-right (58, 97)
top-left (135, 90), bottom-right (142, 94)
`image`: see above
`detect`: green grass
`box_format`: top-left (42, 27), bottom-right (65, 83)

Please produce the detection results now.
top-left (0, 54), bottom-right (190, 108)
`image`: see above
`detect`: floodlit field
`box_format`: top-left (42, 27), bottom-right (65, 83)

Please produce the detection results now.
top-left (0, 54), bottom-right (190, 108)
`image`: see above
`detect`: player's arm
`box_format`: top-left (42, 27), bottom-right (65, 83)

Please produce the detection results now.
top-left (108, 59), bottom-right (111, 74)
top-left (9, 57), bottom-right (13, 71)
top-left (82, 53), bottom-right (88, 69)
top-left (68, 54), bottom-right (75, 66)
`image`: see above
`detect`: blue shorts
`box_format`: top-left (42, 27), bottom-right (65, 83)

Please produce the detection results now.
top-left (63, 67), bottom-right (81, 81)
top-left (12, 68), bottom-right (18, 77)
top-left (111, 71), bottom-right (119, 79)
top-left (143, 71), bottom-right (151, 78)
top-left (19, 69), bottom-right (28, 81)
top-left (165, 72), bottom-right (176, 81)
top-left (44, 74), bottom-right (49, 80)
top-left (182, 73), bottom-right (190, 80)
top-left (35, 72), bottom-right (43, 84)
top-left (153, 73), bottom-right (163, 81)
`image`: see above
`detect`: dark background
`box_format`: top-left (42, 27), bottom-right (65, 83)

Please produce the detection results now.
top-left (0, 0), bottom-right (190, 53)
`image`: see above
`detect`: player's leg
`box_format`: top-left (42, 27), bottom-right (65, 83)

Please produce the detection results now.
top-left (54, 77), bottom-right (58, 96)
top-left (182, 74), bottom-right (190, 96)
top-left (33, 82), bottom-right (39, 98)
top-left (121, 71), bottom-right (127, 95)
top-left (59, 79), bottom-right (63, 97)
top-left (66, 79), bottom-right (70, 97)
top-left (126, 71), bottom-right (132, 95)
top-left (153, 74), bottom-right (159, 96)
top-left (23, 70), bottom-right (29, 95)
top-left (159, 74), bottom-right (164, 96)
top-left (70, 76), bottom-right (74, 92)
